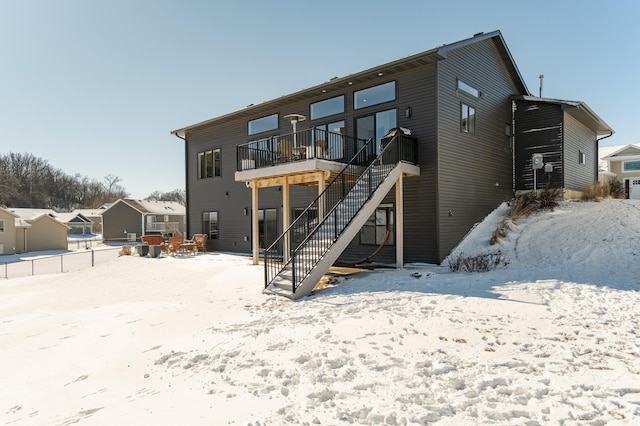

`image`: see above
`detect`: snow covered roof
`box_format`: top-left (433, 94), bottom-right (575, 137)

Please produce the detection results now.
top-left (108, 199), bottom-right (186, 216)
top-left (8, 208), bottom-right (58, 221)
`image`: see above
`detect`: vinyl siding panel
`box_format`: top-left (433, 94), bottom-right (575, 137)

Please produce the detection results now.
top-left (436, 39), bottom-right (521, 261)
top-left (513, 100), bottom-right (563, 191)
top-left (563, 113), bottom-right (597, 191)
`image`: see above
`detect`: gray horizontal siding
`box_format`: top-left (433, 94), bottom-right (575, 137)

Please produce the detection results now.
top-left (563, 113), bottom-right (597, 191)
top-left (436, 38), bottom-right (522, 261)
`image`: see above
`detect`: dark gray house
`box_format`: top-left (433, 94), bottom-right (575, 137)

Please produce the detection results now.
top-left (171, 30), bottom-right (610, 298)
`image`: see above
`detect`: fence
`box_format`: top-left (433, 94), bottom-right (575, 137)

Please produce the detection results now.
top-left (0, 247), bottom-right (122, 279)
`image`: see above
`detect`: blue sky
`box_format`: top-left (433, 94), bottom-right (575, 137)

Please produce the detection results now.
top-left (1, 0), bottom-right (638, 199)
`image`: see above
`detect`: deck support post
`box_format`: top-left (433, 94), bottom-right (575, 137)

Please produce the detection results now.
top-left (251, 181), bottom-right (259, 265)
top-left (282, 176), bottom-right (290, 263)
top-left (318, 175), bottom-right (326, 220)
top-left (395, 174), bottom-right (404, 269)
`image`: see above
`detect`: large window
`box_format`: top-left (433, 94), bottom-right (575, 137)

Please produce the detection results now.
top-left (354, 81), bottom-right (396, 109)
top-left (197, 148), bottom-right (221, 179)
top-left (248, 114), bottom-right (278, 135)
top-left (461, 103), bottom-right (476, 135)
top-left (311, 96), bottom-right (344, 120)
top-left (623, 161), bottom-right (640, 172)
top-left (356, 109), bottom-right (397, 153)
top-left (202, 211), bottom-right (218, 240)
top-left (360, 204), bottom-right (394, 245)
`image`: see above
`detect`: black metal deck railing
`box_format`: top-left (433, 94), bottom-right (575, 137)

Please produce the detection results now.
top-left (236, 129), bottom-right (367, 171)
top-left (264, 132), bottom-right (418, 294)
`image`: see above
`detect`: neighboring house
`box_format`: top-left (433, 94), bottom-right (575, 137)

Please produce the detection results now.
top-left (0, 207), bottom-right (22, 255)
top-left (72, 208), bottom-right (106, 234)
top-left (512, 96), bottom-right (613, 198)
top-left (8, 208), bottom-right (70, 252)
top-left (171, 30), bottom-right (611, 298)
top-left (101, 199), bottom-right (186, 242)
top-left (600, 144), bottom-right (640, 199)
top-left (55, 211), bottom-right (94, 235)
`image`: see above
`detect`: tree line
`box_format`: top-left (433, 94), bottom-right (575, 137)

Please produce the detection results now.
top-left (0, 152), bottom-right (184, 210)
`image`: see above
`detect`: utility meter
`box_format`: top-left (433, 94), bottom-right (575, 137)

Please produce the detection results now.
top-left (544, 163), bottom-right (553, 173)
top-left (532, 154), bottom-right (544, 169)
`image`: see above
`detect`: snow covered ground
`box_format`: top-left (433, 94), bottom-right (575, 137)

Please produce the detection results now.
top-left (1, 199), bottom-right (639, 425)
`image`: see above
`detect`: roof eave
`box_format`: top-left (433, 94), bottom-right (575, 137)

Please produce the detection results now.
top-left (171, 30), bottom-right (528, 138)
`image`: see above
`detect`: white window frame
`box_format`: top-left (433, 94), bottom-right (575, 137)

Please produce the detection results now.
top-left (622, 160), bottom-right (640, 172)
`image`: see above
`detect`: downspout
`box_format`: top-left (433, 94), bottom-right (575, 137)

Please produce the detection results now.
top-left (173, 132), bottom-right (189, 239)
top-left (595, 131), bottom-right (614, 183)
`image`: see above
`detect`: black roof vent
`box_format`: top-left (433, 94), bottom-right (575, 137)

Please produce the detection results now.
top-left (473, 32), bottom-right (484, 37)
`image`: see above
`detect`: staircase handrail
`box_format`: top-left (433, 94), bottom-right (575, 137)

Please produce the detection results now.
top-left (263, 137), bottom-right (375, 287)
top-left (264, 132), bottom-right (417, 294)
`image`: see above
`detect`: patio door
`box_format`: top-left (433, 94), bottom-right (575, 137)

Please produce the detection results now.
top-left (355, 109), bottom-right (397, 154)
top-left (257, 208), bottom-right (278, 250)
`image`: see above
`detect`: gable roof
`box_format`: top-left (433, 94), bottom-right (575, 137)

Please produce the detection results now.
top-left (513, 95), bottom-right (614, 136)
top-left (171, 30), bottom-right (529, 138)
top-left (28, 212), bottom-right (71, 229)
top-left (602, 143), bottom-right (640, 159)
top-left (103, 199), bottom-right (186, 216)
top-left (55, 212), bottom-right (92, 224)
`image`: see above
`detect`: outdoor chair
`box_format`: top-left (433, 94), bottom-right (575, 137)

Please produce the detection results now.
top-left (167, 236), bottom-right (184, 255)
top-left (192, 234), bottom-right (208, 252)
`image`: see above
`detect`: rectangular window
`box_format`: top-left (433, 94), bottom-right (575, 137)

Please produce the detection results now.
top-left (0, 219), bottom-right (4, 232)
top-left (248, 114), bottom-right (278, 135)
top-left (354, 81), bottom-right (396, 109)
top-left (461, 103), bottom-right (476, 135)
top-left (623, 161), bottom-right (640, 172)
top-left (202, 211), bottom-right (219, 240)
top-left (311, 95), bottom-right (344, 120)
top-left (579, 151), bottom-right (586, 165)
top-left (505, 123), bottom-right (512, 150)
top-left (360, 204), bottom-right (394, 245)
top-left (197, 148), bottom-right (221, 179)
top-left (457, 79), bottom-right (480, 98)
